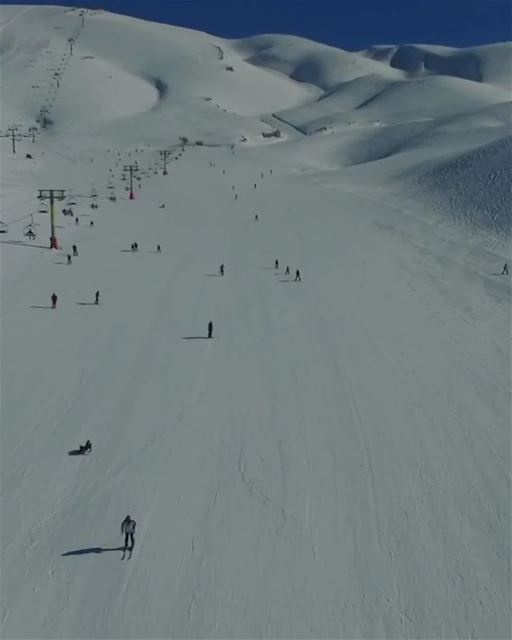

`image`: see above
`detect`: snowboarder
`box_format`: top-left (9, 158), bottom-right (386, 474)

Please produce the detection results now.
top-left (121, 515), bottom-right (136, 552)
top-left (79, 440), bottom-right (92, 454)
top-left (501, 263), bottom-right (509, 275)
top-left (285, 266), bottom-right (290, 275)
top-left (274, 259), bottom-right (279, 270)
top-left (95, 290), bottom-right (100, 305)
top-left (156, 244), bottom-right (161, 253)
top-left (208, 321), bottom-right (213, 339)
top-left (51, 292), bottom-right (58, 309)
top-left (72, 244), bottom-right (78, 256)
top-left (67, 254), bottom-right (72, 265)
top-left (294, 269), bottom-right (301, 282)
top-left (219, 263), bottom-right (224, 276)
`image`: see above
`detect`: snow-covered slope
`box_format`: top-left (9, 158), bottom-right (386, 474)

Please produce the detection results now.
top-left (1, 5), bottom-right (511, 639)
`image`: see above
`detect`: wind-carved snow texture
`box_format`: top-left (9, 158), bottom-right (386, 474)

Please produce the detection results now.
top-left (0, 5), bottom-right (510, 639)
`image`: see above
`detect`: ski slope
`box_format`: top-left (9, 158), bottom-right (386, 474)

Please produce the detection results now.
top-left (1, 6), bottom-right (510, 639)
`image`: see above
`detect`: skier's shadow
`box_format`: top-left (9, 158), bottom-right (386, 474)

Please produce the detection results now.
top-left (204, 274), bottom-right (221, 277)
top-left (62, 546), bottom-right (124, 556)
top-left (77, 302), bottom-right (97, 306)
top-left (30, 305), bottom-right (53, 309)
top-left (181, 336), bottom-right (213, 340)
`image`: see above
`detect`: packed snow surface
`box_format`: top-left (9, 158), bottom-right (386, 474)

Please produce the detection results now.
top-left (1, 5), bottom-right (510, 639)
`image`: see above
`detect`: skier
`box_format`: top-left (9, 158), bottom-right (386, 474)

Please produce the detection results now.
top-left (222, 169), bottom-right (225, 175)
top-left (134, 242), bottom-right (138, 252)
top-left (72, 244), bottom-right (78, 256)
top-left (260, 173), bottom-right (263, 179)
top-left (235, 193), bottom-right (238, 200)
top-left (208, 320), bottom-right (213, 339)
top-left (254, 214), bottom-right (259, 221)
top-left (75, 217), bottom-right (79, 225)
top-left (501, 263), bottom-right (509, 275)
top-left (295, 269), bottom-right (301, 282)
top-left (254, 183), bottom-right (257, 189)
top-left (219, 263), bottom-right (224, 276)
top-left (51, 292), bottom-right (58, 309)
top-left (156, 244), bottom-right (161, 253)
top-left (95, 290), bottom-right (100, 305)
top-left (274, 259), bottom-right (279, 270)
top-left (67, 254), bottom-right (72, 265)
top-left (79, 440), bottom-right (92, 454)
top-left (285, 266), bottom-right (290, 275)
top-left (269, 169), bottom-right (272, 174)
top-left (121, 515), bottom-right (136, 552)
top-left (90, 220), bottom-right (94, 227)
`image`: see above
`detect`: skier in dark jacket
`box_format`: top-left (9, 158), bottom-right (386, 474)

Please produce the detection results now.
top-left (294, 269), bottom-right (301, 282)
top-left (285, 266), bottom-right (290, 275)
top-left (274, 259), bottom-right (279, 270)
top-left (67, 254), bottom-right (72, 265)
top-left (501, 263), bottom-right (509, 275)
top-left (72, 244), bottom-right (78, 256)
top-left (219, 264), bottom-right (224, 276)
top-left (51, 292), bottom-right (58, 309)
top-left (208, 321), bottom-right (213, 339)
top-left (79, 440), bottom-right (92, 454)
top-left (95, 290), bottom-right (100, 305)
top-left (121, 515), bottom-right (136, 551)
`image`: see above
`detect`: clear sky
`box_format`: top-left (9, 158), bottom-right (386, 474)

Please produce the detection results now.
top-left (4, 0), bottom-right (511, 50)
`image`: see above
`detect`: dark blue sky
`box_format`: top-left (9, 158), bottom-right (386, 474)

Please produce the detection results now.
top-left (7, 0), bottom-right (511, 50)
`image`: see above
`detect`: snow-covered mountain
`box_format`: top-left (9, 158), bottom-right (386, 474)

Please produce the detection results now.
top-left (1, 5), bottom-right (510, 639)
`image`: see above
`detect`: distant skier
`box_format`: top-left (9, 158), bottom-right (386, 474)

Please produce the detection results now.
top-left (67, 254), bottom-right (72, 265)
top-left (501, 263), bottom-right (509, 275)
top-left (72, 244), bottom-right (78, 256)
top-left (274, 259), bottom-right (279, 270)
top-left (260, 173), bottom-right (263, 179)
top-left (254, 183), bottom-right (257, 189)
top-left (75, 217), bottom-right (79, 225)
top-left (78, 440), bottom-right (92, 454)
top-left (269, 169), bottom-right (272, 174)
top-left (95, 290), bottom-right (100, 305)
top-left (222, 169), bottom-right (225, 175)
top-left (51, 292), bottom-right (58, 309)
top-left (219, 263), bottom-right (224, 276)
top-left (294, 269), bottom-right (301, 282)
top-left (90, 220), bottom-right (94, 227)
top-left (208, 320), bottom-right (213, 339)
top-left (156, 244), bottom-right (162, 253)
top-left (121, 515), bottom-right (136, 552)
top-left (285, 266), bottom-right (290, 275)
top-left (235, 194), bottom-right (238, 200)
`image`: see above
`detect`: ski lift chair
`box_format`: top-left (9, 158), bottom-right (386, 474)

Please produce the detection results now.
top-left (23, 224), bottom-right (36, 238)
top-left (0, 221), bottom-right (8, 234)
top-left (38, 202), bottom-right (49, 214)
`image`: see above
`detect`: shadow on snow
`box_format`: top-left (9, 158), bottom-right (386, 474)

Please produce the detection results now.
top-left (62, 546), bottom-right (124, 556)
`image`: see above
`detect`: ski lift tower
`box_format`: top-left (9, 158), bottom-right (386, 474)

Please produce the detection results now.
top-left (38, 189), bottom-right (65, 249)
top-left (123, 164), bottom-right (139, 199)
